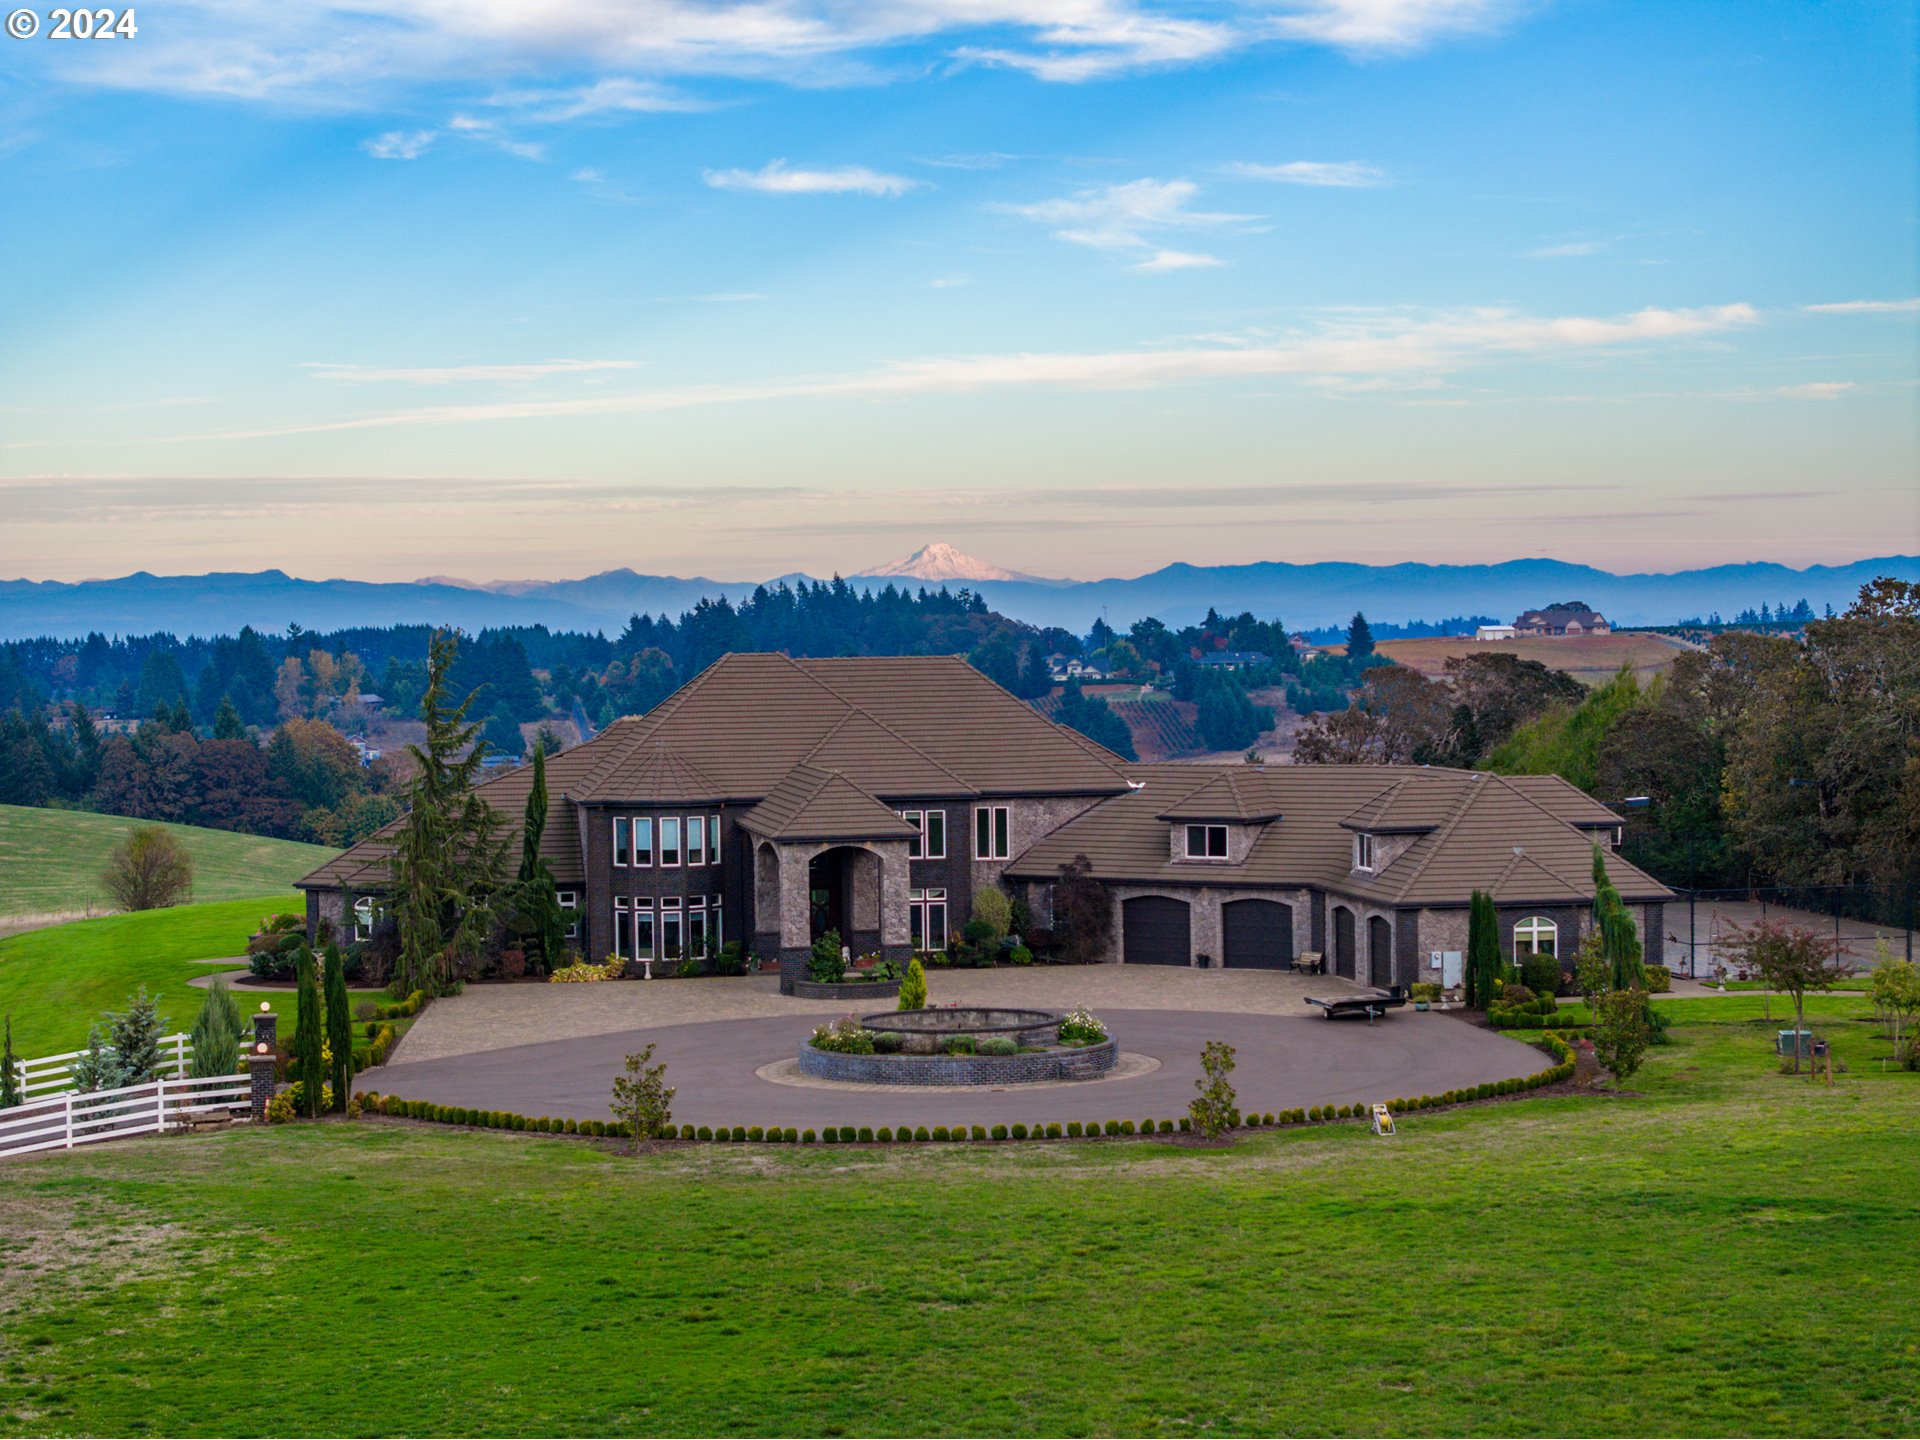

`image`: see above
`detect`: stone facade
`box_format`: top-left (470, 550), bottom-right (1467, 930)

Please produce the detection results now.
top-left (1102, 883), bottom-right (1316, 968)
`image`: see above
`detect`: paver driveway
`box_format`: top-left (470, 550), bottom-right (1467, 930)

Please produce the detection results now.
top-left (370, 968), bottom-right (1548, 1128)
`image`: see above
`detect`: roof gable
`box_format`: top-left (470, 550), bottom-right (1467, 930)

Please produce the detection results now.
top-left (741, 763), bottom-right (920, 843)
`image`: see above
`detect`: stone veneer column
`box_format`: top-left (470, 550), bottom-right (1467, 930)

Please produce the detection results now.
top-left (251, 1006), bottom-right (277, 1051)
top-left (248, 1043), bottom-right (277, 1121)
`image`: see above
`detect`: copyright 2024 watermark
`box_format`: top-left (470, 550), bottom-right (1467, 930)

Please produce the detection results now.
top-left (8, 7), bottom-right (139, 39)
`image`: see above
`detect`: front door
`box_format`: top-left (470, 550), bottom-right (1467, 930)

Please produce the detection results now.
top-left (807, 852), bottom-right (845, 941)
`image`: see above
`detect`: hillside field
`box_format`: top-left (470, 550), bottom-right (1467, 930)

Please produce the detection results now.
top-left (0, 998), bottom-right (1913, 1436)
top-left (1376, 631), bottom-right (1692, 685)
top-left (0, 806), bottom-right (334, 923)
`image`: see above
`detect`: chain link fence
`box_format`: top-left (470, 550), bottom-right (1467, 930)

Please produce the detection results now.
top-left (1661, 883), bottom-right (1916, 980)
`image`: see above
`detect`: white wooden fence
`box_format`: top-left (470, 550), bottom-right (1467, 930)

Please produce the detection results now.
top-left (0, 1073), bottom-right (251, 1158)
top-left (12, 1032), bottom-right (193, 1101)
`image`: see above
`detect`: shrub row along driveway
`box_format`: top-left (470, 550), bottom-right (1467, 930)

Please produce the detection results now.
top-left (371, 971), bottom-right (1548, 1127)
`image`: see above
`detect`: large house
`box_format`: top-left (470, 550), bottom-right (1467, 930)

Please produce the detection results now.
top-left (298, 653), bottom-right (1668, 992)
top-left (1514, 602), bottom-right (1612, 636)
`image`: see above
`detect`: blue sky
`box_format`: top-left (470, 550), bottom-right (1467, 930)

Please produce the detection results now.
top-left (1, 0), bottom-right (1914, 582)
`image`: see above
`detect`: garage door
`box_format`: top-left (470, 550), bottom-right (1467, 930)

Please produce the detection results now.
top-left (1333, 906), bottom-right (1356, 979)
top-left (1368, 915), bottom-right (1393, 988)
top-left (1222, 899), bottom-right (1293, 969)
top-left (1123, 896), bottom-right (1191, 966)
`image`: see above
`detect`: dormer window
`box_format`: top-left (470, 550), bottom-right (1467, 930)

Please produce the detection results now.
top-left (1184, 824), bottom-right (1228, 859)
top-left (1354, 833), bottom-right (1377, 871)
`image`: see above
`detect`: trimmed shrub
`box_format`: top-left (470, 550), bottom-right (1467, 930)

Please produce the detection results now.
top-left (1178, 1116), bottom-right (1191, 1132)
top-left (858, 1127), bottom-right (873, 1143)
top-left (1643, 963), bottom-right (1672, 993)
top-left (943, 1035), bottom-right (976, 1056)
top-left (800, 1129), bottom-right (816, 1144)
top-left (1103, 1119), bottom-right (1121, 1136)
top-left (1521, 951), bottom-right (1562, 997)
top-left (746, 1125), bottom-right (763, 1142)
top-left (877, 1126), bottom-right (893, 1142)
top-left (1116, 1120), bottom-right (1133, 1136)
top-left (695, 1125), bottom-right (712, 1140)
top-left (913, 1125), bottom-right (931, 1142)
top-left (872, 1031), bottom-right (905, 1054)
top-left (990, 1123), bottom-right (1008, 1140)
top-left (782, 1127), bottom-right (798, 1143)
top-left (932, 1125), bottom-right (950, 1141)
top-left (976, 1036), bottom-right (1018, 1057)
top-left (1011, 1123), bottom-right (1029, 1140)
top-left (1046, 1122), bottom-right (1062, 1138)
top-left (1159, 1119), bottom-right (1174, 1134)
top-left (1066, 1121), bottom-right (1083, 1137)
top-left (731, 1125), bottom-right (747, 1142)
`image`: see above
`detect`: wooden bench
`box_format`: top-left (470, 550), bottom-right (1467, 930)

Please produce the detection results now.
top-left (1304, 986), bottom-right (1408, 1023)
top-left (1294, 951), bottom-right (1325, 975)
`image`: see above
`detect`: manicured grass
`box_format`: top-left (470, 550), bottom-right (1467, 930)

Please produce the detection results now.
top-left (1, 1007), bottom-right (1914, 1437)
top-left (0, 897), bottom-right (380, 1057)
top-left (0, 805), bottom-right (334, 920)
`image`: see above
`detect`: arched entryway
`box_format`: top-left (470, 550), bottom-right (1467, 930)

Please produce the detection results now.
top-left (1332, 905), bottom-right (1356, 979)
top-left (1368, 915), bottom-right (1393, 988)
top-left (1222, 899), bottom-right (1293, 969)
top-left (1122, 895), bottom-right (1191, 966)
top-left (807, 845), bottom-right (883, 952)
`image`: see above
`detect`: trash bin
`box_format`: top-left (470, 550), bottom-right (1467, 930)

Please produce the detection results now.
top-left (1776, 1029), bottom-right (1813, 1057)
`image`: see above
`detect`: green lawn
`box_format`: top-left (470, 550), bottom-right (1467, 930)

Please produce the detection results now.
top-left (0, 805), bottom-right (334, 920)
top-left (0, 897), bottom-right (381, 1057)
top-left (1, 1004), bottom-right (1914, 1436)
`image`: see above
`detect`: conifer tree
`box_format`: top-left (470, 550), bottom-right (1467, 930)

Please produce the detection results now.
top-left (1, 1016), bottom-right (20, 1108)
top-left (1591, 844), bottom-right (1644, 990)
top-left (323, 942), bottom-right (352, 1111)
top-left (188, 978), bottom-right (241, 1079)
top-left (291, 942), bottom-right (325, 1117)
top-left (1346, 611), bottom-right (1376, 660)
top-left (212, 695), bottom-right (247, 740)
top-left (109, 985), bottom-right (164, 1082)
top-left (390, 630), bottom-right (507, 996)
top-left (512, 746), bottom-right (566, 974)
top-left (1466, 890), bottom-right (1501, 1009)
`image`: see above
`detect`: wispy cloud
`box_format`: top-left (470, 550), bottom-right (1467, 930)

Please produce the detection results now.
top-left (1000, 178), bottom-right (1253, 269)
top-left (1527, 238), bottom-right (1606, 259)
top-left (40, 1), bottom-right (1535, 107)
top-left (484, 77), bottom-right (703, 123)
top-left (1803, 297), bottom-right (1920, 314)
top-left (199, 302), bottom-right (1760, 439)
top-left (703, 160), bottom-right (919, 196)
top-left (447, 113), bottom-right (545, 160)
top-left (301, 359), bottom-right (643, 385)
top-left (1775, 381), bottom-right (1855, 400)
top-left (1224, 160), bottom-right (1384, 187)
top-left (363, 129), bottom-right (435, 160)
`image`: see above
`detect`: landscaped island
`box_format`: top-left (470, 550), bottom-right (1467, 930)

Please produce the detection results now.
top-left (800, 1006), bottom-right (1118, 1085)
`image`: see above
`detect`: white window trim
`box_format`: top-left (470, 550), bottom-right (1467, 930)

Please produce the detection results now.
top-left (708, 814), bottom-right (721, 866)
top-left (924, 808), bottom-right (946, 860)
top-left (352, 896), bottom-right (374, 943)
top-left (974, 805), bottom-right (1011, 861)
top-left (557, 889), bottom-right (580, 941)
top-left (1514, 915), bottom-right (1559, 956)
top-left (1183, 823), bottom-right (1228, 860)
top-left (1354, 833), bottom-right (1377, 872)
top-left (633, 900), bottom-right (656, 961)
top-left (687, 815), bottom-right (706, 868)
top-left (613, 816), bottom-right (630, 868)
top-left (660, 816), bottom-right (682, 868)
top-left (633, 816), bottom-right (654, 868)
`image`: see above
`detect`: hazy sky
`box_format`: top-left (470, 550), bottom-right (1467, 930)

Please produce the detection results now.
top-left (1, 0), bottom-right (1915, 583)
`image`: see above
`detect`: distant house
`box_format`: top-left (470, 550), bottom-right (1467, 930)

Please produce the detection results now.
top-left (1475, 625), bottom-right (1518, 642)
top-left (1514, 602), bottom-right (1611, 637)
top-left (1049, 653), bottom-right (1110, 682)
top-left (355, 693), bottom-right (386, 712)
top-left (1194, 650), bottom-right (1271, 671)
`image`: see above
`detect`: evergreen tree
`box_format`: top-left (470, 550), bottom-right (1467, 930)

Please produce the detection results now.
top-left (482, 707), bottom-right (523, 759)
top-left (291, 942), bottom-right (325, 1117)
top-left (323, 942), bottom-right (352, 1112)
top-left (1346, 612), bottom-right (1376, 660)
top-left (109, 985), bottom-right (165, 1082)
top-left (68, 702), bottom-right (103, 794)
top-left (390, 630), bottom-right (508, 996)
top-left (187, 977), bottom-right (242, 1079)
top-left (513, 746), bottom-right (566, 975)
top-left (1591, 844), bottom-right (1645, 990)
top-left (212, 695), bottom-right (247, 740)
top-left (1466, 890), bottom-right (1501, 1009)
top-left (1, 1016), bottom-right (19, 1108)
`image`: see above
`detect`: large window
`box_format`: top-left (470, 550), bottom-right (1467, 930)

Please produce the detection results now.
top-left (633, 901), bottom-right (655, 961)
top-left (661, 898), bottom-right (683, 958)
top-left (614, 897), bottom-right (632, 958)
top-left (689, 898), bottom-right (708, 957)
top-left (902, 809), bottom-right (947, 860)
top-left (1184, 824), bottom-right (1228, 859)
top-left (613, 816), bottom-right (630, 868)
top-left (974, 805), bottom-right (1010, 861)
top-left (352, 896), bottom-right (374, 943)
top-left (686, 815), bottom-right (706, 867)
top-left (910, 888), bottom-right (949, 953)
top-left (634, 817), bottom-right (654, 867)
top-left (557, 890), bottom-right (580, 941)
top-left (708, 815), bottom-right (721, 866)
top-left (1514, 914), bottom-right (1558, 957)
top-left (1353, 833), bottom-right (1376, 871)
top-left (660, 816), bottom-right (681, 867)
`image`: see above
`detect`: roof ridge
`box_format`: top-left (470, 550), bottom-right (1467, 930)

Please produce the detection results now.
top-left (1386, 771), bottom-right (1484, 899)
top-left (800, 703), bottom-right (978, 794)
top-left (938, 653), bottom-right (1132, 779)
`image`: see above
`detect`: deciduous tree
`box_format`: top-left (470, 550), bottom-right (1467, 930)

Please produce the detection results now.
top-left (101, 825), bottom-right (194, 911)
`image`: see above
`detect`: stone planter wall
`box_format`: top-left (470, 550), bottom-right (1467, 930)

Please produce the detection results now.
top-left (796, 1038), bottom-right (1118, 1087)
top-left (790, 977), bottom-right (904, 1002)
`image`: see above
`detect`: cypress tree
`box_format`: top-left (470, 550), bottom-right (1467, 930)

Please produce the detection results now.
top-left (1, 1016), bottom-right (20, 1108)
top-left (323, 942), bottom-right (352, 1111)
top-left (1591, 844), bottom-right (1645, 990)
top-left (292, 942), bottom-right (325, 1117)
top-left (1466, 890), bottom-right (1501, 1009)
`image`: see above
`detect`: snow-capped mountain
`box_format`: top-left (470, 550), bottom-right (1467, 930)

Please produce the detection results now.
top-left (856, 543), bottom-right (1042, 583)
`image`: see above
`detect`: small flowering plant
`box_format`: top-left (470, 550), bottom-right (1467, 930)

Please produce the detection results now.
top-left (1058, 1007), bottom-right (1107, 1046)
top-left (809, 1016), bottom-right (877, 1054)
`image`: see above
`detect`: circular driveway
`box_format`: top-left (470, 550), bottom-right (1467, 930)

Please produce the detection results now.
top-left (368, 1005), bottom-right (1549, 1129)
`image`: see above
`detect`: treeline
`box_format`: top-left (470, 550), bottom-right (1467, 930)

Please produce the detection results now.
top-left (0, 704), bottom-right (400, 846)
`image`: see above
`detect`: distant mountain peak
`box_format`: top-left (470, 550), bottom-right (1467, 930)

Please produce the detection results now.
top-left (858, 542), bottom-right (1036, 583)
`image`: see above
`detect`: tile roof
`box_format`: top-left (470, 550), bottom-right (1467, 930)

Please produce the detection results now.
top-left (1155, 768), bottom-right (1284, 823)
top-left (1006, 763), bottom-right (1671, 907)
top-left (740, 764), bottom-right (921, 843)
